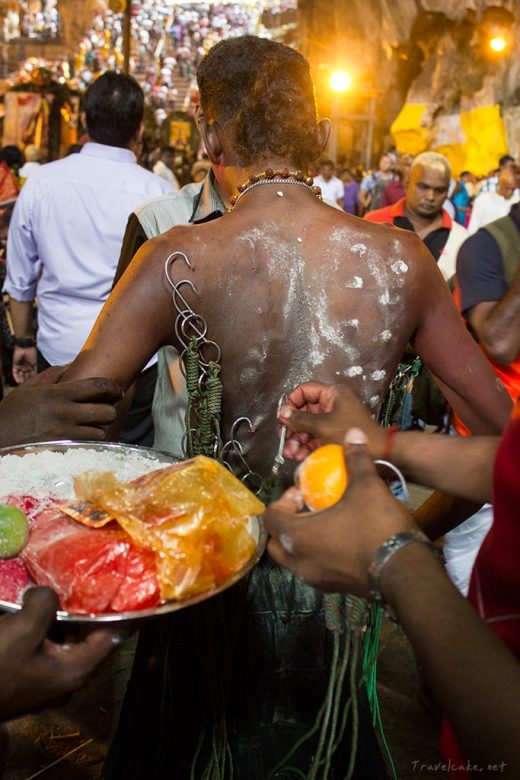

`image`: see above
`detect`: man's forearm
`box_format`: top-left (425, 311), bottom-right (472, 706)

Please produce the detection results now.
top-left (390, 431), bottom-right (499, 504)
top-left (382, 544), bottom-right (520, 777)
top-left (479, 272), bottom-right (520, 364)
top-left (8, 298), bottom-right (34, 339)
top-left (413, 492), bottom-right (484, 541)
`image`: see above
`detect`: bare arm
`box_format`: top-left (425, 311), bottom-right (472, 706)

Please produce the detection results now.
top-left (466, 269), bottom-right (520, 364)
top-left (411, 238), bottom-right (512, 434)
top-left (62, 236), bottom-right (176, 389)
top-left (265, 435), bottom-right (520, 777)
top-left (8, 298), bottom-right (36, 384)
top-left (9, 297), bottom-right (33, 339)
top-left (390, 431), bottom-right (498, 504)
top-left (279, 383), bottom-right (498, 504)
top-left (382, 544), bottom-right (520, 777)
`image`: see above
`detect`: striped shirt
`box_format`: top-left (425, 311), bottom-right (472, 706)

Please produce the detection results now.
top-left (114, 172), bottom-right (225, 456)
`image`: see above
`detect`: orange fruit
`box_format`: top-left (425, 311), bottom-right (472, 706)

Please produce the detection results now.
top-left (296, 444), bottom-right (348, 511)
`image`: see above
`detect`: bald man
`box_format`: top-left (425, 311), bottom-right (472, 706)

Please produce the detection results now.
top-left (365, 151), bottom-right (467, 281)
top-left (468, 166), bottom-right (519, 234)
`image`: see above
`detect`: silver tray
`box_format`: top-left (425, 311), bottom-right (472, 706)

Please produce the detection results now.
top-left (0, 441), bottom-right (266, 625)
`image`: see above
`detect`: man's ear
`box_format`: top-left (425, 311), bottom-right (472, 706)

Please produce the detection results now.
top-left (197, 112), bottom-right (224, 165)
top-left (317, 118), bottom-right (331, 156)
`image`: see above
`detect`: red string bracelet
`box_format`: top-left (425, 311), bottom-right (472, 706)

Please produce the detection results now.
top-left (382, 425), bottom-right (399, 462)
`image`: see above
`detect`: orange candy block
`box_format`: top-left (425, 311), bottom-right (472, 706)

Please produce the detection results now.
top-left (297, 444), bottom-right (348, 511)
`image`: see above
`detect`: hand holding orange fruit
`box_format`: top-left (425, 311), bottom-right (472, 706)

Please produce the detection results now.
top-left (296, 444), bottom-right (348, 511)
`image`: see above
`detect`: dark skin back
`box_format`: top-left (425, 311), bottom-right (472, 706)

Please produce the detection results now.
top-left (63, 183), bottom-right (511, 481)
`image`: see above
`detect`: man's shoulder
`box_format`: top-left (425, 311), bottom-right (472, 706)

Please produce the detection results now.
top-left (460, 226), bottom-right (497, 249)
top-left (457, 229), bottom-right (502, 277)
top-left (134, 180), bottom-right (203, 217)
top-left (476, 189), bottom-right (497, 205)
top-left (26, 155), bottom-right (75, 182)
top-left (133, 180), bottom-right (206, 237)
top-left (448, 220), bottom-right (468, 241)
top-left (363, 204), bottom-right (395, 224)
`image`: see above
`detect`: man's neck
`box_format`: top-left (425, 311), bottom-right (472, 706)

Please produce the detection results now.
top-left (215, 160), bottom-right (309, 207)
top-left (404, 203), bottom-right (443, 237)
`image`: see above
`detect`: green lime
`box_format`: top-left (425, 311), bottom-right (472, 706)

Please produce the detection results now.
top-left (0, 504), bottom-right (29, 559)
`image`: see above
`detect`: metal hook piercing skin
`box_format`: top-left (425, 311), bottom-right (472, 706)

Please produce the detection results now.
top-left (164, 250), bottom-right (191, 280)
top-left (171, 279), bottom-right (200, 321)
top-left (220, 417), bottom-right (263, 487)
top-left (230, 416), bottom-right (255, 441)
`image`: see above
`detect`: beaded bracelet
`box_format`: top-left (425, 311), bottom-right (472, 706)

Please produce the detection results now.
top-left (368, 530), bottom-right (442, 618)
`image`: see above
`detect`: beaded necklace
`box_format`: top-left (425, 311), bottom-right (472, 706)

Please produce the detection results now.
top-left (229, 167), bottom-right (322, 208)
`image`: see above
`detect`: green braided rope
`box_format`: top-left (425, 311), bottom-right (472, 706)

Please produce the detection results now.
top-left (184, 337), bottom-right (223, 459)
top-left (344, 639), bottom-right (360, 780)
top-left (323, 630), bottom-right (351, 776)
top-left (362, 605), bottom-right (398, 780)
top-left (266, 595), bottom-right (372, 779)
top-left (185, 338), bottom-right (201, 457)
top-left (380, 356), bottom-right (422, 428)
top-left (307, 631), bottom-right (341, 779)
top-left (206, 362), bottom-right (223, 457)
top-left (181, 334), bottom-right (231, 778)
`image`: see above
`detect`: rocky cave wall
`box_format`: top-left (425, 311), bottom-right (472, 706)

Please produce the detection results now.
top-left (299, 0), bottom-right (520, 170)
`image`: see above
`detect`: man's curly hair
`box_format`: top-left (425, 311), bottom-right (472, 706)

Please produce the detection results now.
top-left (197, 36), bottom-right (322, 168)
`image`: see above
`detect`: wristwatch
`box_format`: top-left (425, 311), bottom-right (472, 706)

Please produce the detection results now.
top-left (13, 337), bottom-right (35, 348)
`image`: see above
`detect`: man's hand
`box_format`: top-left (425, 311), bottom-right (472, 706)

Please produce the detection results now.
top-left (279, 382), bottom-right (385, 461)
top-left (264, 428), bottom-right (415, 596)
top-left (12, 346), bottom-right (37, 384)
top-left (0, 366), bottom-right (123, 447)
top-left (0, 587), bottom-right (119, 720)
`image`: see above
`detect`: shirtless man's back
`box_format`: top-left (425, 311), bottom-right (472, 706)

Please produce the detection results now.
top-left (66, 181), bottom-right (509, 478)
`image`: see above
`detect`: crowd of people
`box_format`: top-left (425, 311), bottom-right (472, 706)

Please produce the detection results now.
top-left (2, 1), bottom-right (60, 43)
top-left (4, 0), bottom-right (295, 110)
top-left (313, 151), bottom-right (520, 225)
top-left (0, 32), bottom-right (519, 780)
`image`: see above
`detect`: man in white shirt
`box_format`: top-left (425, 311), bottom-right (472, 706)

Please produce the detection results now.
top-left (468, 167), bottom-right (519, 234)
top-left (152, 146), bottom-right (180, 190)
top-left (476, 154), bottom-right (515, 195)
top-left (18, 145), bottom-right (41, 180)
top-left (4, 71), bottom-right (172, 443)
top-left (313, 159), bottom-right (344, 209)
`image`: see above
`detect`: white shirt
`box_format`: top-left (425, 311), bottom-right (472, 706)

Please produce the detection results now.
top-left (437, 220), bottom-right (468, 281)
top-left (313, 175), bottom-right (344, 209)
top-left (18, 161), bottom-right (41, 180)
top-left (4, 142), bottom-right (172, 365)
top-left (153, 159), bottom-right (180, 190)
top-left (467, 190), bottom-right (520, 234)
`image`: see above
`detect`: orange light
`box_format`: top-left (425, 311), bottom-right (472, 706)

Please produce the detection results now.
top-left (489, 36), bottom-right (507, 52)
top-left (329, 70), bottom-right (352, 93)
